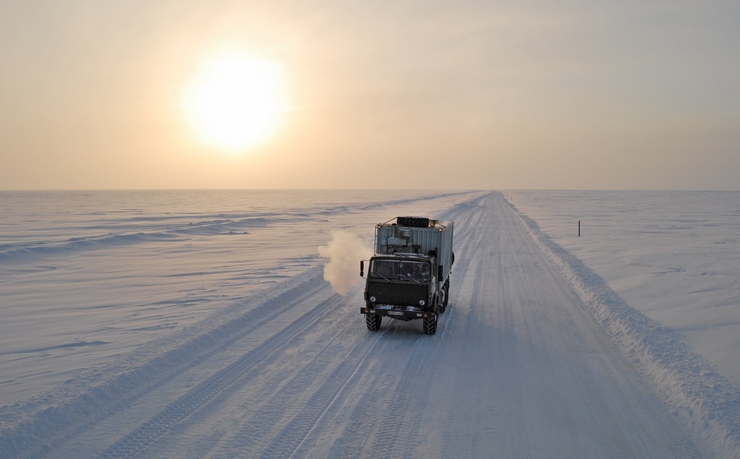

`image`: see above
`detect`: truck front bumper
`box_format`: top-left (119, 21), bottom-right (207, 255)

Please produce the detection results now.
top-left (360, 307), bottom-right (433, 320)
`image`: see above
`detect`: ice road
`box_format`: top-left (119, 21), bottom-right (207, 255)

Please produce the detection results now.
top-left (2, 192), bottom-right (736, 458)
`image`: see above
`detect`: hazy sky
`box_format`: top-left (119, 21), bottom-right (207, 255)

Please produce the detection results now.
top-left (1, 0), bottom-right (739, 190)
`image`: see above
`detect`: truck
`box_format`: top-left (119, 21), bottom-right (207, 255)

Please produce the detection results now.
top-left (359, 216), bottom-right (454, 335)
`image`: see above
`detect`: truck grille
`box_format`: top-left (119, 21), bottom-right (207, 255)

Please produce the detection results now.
top-left (366, 281), bottom-right (427, 306)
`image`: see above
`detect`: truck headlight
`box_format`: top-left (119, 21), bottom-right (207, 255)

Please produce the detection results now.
top-left (369, 296), bottom-right (376, 303)
top-left (419, 300), bottom-right (425, 306)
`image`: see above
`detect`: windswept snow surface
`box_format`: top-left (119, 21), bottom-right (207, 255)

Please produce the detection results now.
top-left (507, 191), bottom-right (740, 389)
top-left (0, 190), bottom-right (465, 405)
top-left (0, 191), bottom-right (738, 458)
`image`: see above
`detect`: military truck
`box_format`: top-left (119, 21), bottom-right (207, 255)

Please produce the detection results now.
top-left (360, 216), bottom-right (454, 335)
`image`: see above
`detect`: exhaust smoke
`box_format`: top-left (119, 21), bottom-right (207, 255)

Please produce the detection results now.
top-left (318, 230), bottom-right (369, 295)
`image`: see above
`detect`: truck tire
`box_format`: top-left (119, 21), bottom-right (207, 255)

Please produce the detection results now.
top-left (423, 313), bottom-right (437, 335)
top-left (439, 277), bottom-right (450, 314)
top-left (437, 292), bottom-right (446, 315)
top-left (366, 313), bottom-right (382, 331)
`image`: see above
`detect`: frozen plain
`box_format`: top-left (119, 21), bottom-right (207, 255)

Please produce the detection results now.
top-left (0, 190), bottom-right (738, 458)
top-left (507, 190), bottom-right (740, 389)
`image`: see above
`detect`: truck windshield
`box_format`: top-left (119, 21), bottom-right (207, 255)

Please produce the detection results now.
top-left (370, 260), bottom-right (430, 282)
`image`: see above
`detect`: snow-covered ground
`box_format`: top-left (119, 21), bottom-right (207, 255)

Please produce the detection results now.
top-left (507, 191), bottom-right (740, 389)
top-left (0, 190), bottom-right (466, 405)
top-left (1, 190), bottom-right (738, 458)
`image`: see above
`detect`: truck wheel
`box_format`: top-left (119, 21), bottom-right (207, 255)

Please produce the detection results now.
top-left (423, 313), bottom-right (437, 335)
top-left (443, 278), bottom-right (450, 307)
top-left (366, 313), bottom-right (382, 331)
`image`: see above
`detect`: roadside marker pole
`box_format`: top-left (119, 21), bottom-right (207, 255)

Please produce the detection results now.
top-left (578, 220), bottom-right (581, 237)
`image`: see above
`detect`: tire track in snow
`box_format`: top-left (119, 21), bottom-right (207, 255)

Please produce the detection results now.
top-left (430, 192), bottom-right (700, 457)
top-left (347, 198), bottom-right (491, 459)
top-left (434, 193), bottom-right (534, 457)
top-left (359, 340), bottom-right (437, 459)
top-left (200, 291), bottom-right (408, 458)
top-left (1, 269), bottom-right (333, 459)
top-left (254, 332), bottom-right (383, 459)
top-left (94, 285), bottom-right (339, 459)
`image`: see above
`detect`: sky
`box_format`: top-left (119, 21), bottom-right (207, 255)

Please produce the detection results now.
top-left (1, 0), bottom-right (739, 190)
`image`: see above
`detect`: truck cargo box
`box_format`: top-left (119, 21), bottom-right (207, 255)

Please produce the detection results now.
top-left (374, 217), bottom-right (454, 282)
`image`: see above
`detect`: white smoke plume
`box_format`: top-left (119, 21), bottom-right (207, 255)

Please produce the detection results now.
top-left (318, 230), bottom-right (370, 295)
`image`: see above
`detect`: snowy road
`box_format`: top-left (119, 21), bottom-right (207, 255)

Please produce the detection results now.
top-left (2, 192), bottom-right (733, 457)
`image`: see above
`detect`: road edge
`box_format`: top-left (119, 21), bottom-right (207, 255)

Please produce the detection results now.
top-left (506, 196), bottom-right (740, 458)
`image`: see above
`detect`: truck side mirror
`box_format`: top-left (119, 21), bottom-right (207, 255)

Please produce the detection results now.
top-left (360, 260), bottom-right (365, 277)
top-left (438, 266), bottom-right (444, 279)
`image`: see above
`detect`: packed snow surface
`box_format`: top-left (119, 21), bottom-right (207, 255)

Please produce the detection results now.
top-left (508, 190), bottom-right (740, 388)
top-left (0, 190), bottom-right (738, 458)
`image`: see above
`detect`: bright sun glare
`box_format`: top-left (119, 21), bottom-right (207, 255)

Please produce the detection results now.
top-left (184, 52), bottom-right (287, 153)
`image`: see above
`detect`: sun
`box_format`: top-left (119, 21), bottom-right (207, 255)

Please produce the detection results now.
top-left (184, 52), bottom-right (287, 153)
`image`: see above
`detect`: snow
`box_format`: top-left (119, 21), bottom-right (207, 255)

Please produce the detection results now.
top-left (0, 190), bottom-right (738, 458)
top-left (506, 191), bottom-right (740, 388)
top-left (0, 190), bottom-right (461, 405)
